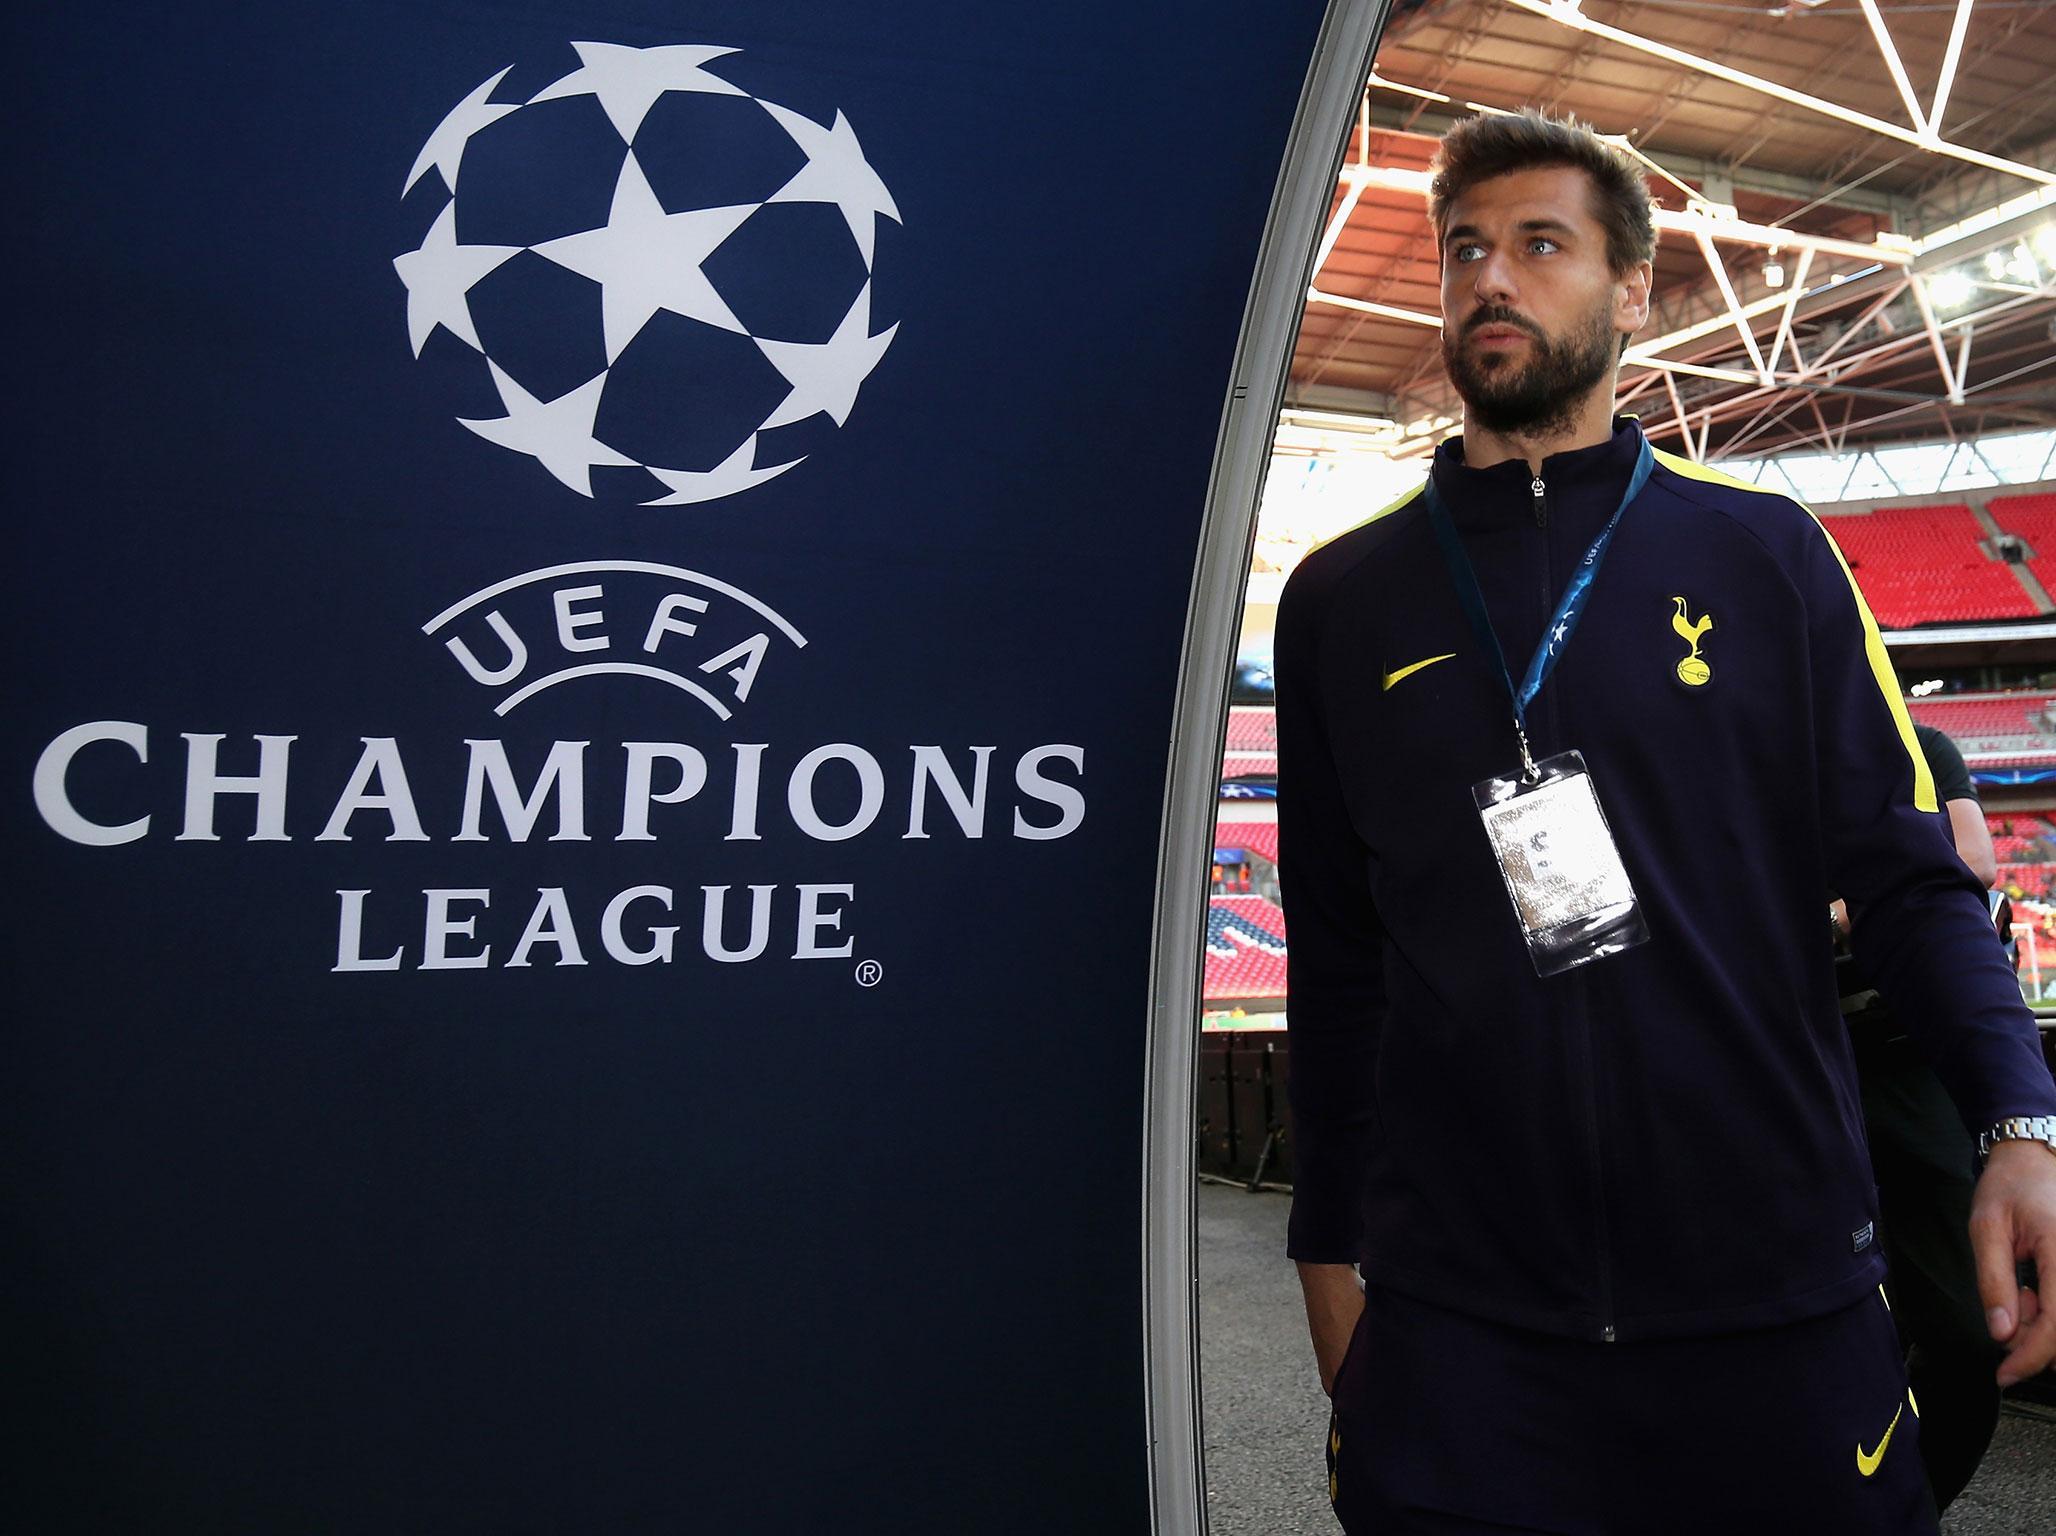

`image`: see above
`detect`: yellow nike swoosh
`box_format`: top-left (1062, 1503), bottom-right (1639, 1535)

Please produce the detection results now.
top-left (1856, 1402), bottom-right (1903, 1478)
top-left (1381, 653), bottom-right (1456, 691)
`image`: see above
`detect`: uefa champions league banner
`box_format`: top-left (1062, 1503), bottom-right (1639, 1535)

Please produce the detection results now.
top-left (4, 2), bottom-right (1359, 1528)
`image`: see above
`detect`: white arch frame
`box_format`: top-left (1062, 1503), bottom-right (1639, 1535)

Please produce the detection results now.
top-left (1144, 3), bottom-right (1394, 1531)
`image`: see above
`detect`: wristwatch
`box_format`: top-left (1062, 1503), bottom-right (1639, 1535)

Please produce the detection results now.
top-left (1978, 1115), bottom-right (2056, 1160)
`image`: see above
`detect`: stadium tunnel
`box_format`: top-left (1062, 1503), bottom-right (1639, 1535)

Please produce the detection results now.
top-left (1179, 4), bottom-right (2056, 1532)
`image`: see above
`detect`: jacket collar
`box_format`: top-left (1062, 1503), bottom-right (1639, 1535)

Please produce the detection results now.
top-left (1429, 417), bottom-right (1646, 539)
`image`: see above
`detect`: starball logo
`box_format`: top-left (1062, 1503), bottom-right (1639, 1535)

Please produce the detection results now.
top-left (29, 44), bottom-right (1086, 985)
top-left (394, 40), bottom-right (901, 503)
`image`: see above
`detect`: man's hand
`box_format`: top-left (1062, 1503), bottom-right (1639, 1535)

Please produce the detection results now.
top-left (1295, 1261), bottom-right (1365, 1396)
top-left (1971, 1139), bottom-right (2056, 1387)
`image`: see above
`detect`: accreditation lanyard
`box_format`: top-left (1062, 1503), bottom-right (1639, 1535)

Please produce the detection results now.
top-left (1423, 435), bottom-right (1654, 781)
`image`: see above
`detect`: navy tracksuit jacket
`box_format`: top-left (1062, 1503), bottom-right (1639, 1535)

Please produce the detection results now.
top-left (1277, 418), bottom-right (2056, 1343)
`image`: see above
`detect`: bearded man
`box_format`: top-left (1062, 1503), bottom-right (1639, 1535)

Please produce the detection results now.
top-left (1275, 110), bottom-right (2056, 1535)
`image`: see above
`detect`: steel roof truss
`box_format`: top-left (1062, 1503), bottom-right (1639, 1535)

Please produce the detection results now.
top-left (1505, 0), bottom-right (2054, 188)
top-left (1766, 247), bottom-right (1818, 377)
top-left (1661, 369), bottom-right (1695, 460)
top-left (1695, 231), bottom-right (1773, 387)
top-left (1931, 0), bottom-right (1979, 142)
top-left (1854, 0), bottom-right (1931, 138)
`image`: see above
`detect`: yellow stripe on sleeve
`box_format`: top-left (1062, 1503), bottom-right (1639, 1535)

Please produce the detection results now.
top-left (1652, 448), bottom-right (1936, 813)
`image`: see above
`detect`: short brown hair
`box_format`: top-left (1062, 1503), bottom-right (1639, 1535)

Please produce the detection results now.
top-left (1428, 110), bottom-right (1656, 277)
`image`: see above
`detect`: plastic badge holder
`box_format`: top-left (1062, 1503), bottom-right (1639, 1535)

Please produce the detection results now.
top-left (1473, 750), bottom-right (1649, 976)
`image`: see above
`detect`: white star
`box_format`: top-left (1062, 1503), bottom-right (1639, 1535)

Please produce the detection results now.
top-left (405, 67), bottom-right (518, 195)
top-left (755, 282), bottom-right (898, 431)
top-left (393, 203), bottom-right (520, 356)
top-left (760, 103), bottom-right (901, 266)
top-left (529, 41), bottom-right (744, 142)
top-left (1554, 622), bottom-right (1570, 644)
top-left (532, 151), bottom-right (754, 362)
top-left (643, 435), bottom-right (805, 506)
top-left (458, 363), bottom-right (637, 497)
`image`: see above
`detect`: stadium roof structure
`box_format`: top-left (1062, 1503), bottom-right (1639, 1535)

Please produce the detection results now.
top-left (1298, 0), bottom-right (2056, 462)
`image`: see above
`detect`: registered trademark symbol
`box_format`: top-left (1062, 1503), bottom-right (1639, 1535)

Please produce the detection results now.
top-left (854, 959), bottom-right (883, 988)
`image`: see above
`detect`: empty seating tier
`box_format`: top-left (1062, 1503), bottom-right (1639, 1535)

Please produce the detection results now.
top-left (1819, 504), bottom-right (2037, 628)
top-left (1995, 813), bottom-right (2056, 841)
top-left (1908, 693), bottom-right (2056, 752)
top-left (1223, 707), bottom-right (1279, 780)
top-left (1989, 493), bottom-right (2056, 571)
top-left (2000, 865), bottom-right (2056, 901)
top-left (1215, 820), bottom-right (1280, 867)
top-left (1992, 834), bottom-right (2047, 863)
top-left (1225, 707), bottom-right (1278, 752)
top-left (1204, 895), bottom-right (1289, 1000)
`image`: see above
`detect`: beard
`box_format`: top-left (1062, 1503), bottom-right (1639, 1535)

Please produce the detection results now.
top-left (1441, 297), bottom-right (1618, 437)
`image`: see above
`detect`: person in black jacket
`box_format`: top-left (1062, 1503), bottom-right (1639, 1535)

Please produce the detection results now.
top-left (1281, 110), bottom-right (2056, 1535)
top-left (1838, 723), bottom-right (2006, 1511)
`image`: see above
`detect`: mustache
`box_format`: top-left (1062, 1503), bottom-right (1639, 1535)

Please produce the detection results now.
top-left (1463, 307), bottom-right (1545, 341)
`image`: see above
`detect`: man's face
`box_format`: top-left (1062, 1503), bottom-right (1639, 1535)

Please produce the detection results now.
top-left (1437, 165), bottom-right (1650, 437)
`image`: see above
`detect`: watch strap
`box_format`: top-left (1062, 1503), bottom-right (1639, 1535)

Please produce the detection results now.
top-left (1978, 1114), bottom-right (2056, 1159)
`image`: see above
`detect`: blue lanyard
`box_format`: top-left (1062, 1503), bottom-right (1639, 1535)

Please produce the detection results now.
top-left (1423, 433), bottom-right (1654, 779)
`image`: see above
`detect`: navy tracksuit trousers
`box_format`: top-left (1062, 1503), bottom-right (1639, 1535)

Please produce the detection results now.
top-left (1324, 1285), bottom-right (1938, 1535)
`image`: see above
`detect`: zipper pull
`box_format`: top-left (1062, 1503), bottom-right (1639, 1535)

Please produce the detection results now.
top-left (1531, 476), bottom-right (1547, 528)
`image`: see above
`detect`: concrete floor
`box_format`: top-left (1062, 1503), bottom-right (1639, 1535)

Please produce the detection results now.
top-left (1196, 1181), bottom-right (2056, 1535)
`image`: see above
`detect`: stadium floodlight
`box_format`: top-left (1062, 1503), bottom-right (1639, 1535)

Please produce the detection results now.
top-left (1763, 255), bottom-right (1785, 288)
top-left (1915, 186), bottom-right (2056, 257)
top-left (1986, 250), bottom-right (2011, 278)
top-left (1928, 270), bottom-right (1976, 312)
top-left (2007, 243), bottom-right (2040, 283)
